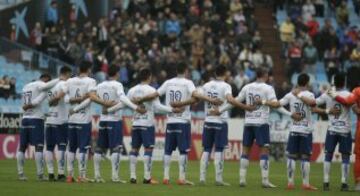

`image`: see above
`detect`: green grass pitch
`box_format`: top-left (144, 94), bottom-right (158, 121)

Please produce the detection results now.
top-left (0, 159), bottom-right (359, 196)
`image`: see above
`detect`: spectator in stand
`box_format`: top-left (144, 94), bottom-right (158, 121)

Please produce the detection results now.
top-left (351, 41), bottom-right (360, 66)
top-left (306, 15), bottom-right (319, 39)
top-left (302, 0), bottom-right (316, 22)
top-left (314, 0), bottom-right (325, 17)
top-left (233, 69), bottom-right (249, 91)
top-left (280, 17), bottom-right (295, 56)
top-left (165, 13), bottom-right (181, 38)
top-left (238, 44), bottom-right (253, 69)
top-left (230, 0), bottom-right (243, 13)
top-left (354, 0), bottom-right (360, 16)
top-left (46, 1), bottom-right (59, 27)
top-left (0, 75), bottom-right (11, 99)
top-left (324, 46), bottom-right (341, 81)
top-left (303, 40), bottom-right (318, 74)
top-left (191, 41), bottom-right (205, 68)
top-left (287, 41), bottom-right (303, 75)
top-left (336, 1), bottom-right (349, 26)
top-left (30, 22), bottom-right (43, 51)
top-left (69, 4), bottom-right (77, 23)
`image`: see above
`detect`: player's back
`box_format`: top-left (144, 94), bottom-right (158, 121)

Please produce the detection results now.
top-left (202, 80), bottom-right (232, 123)
top-left (22, 80), bottom-right (46, 119)
top-left (47, 80), bottom-right (68, 124)
top-left (288, 91), bottom-right (314, 133)
top-left (158, 77), bottom-right (196, 123)
top-left (128, 84), bottom-right (157, 126)
top-left (97, 80), bottom-right (124, 121)
top-left (67, 76), bottom-right (96, 123)
top-left (325, 90), bottom-right (351, 132)
top-left (241, 82), bottom-right (276, 125)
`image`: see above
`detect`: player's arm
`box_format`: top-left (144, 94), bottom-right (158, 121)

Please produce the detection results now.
top-left (88, 92), bottom-right (116, 107)
top-left (107, 102), bottom-right (125, 113)
top-left (154, 98), bottom-right (184, 113)
top-left (276, 107), bottom-right (303, 121)
top-left (38, 78), bottom-right (60, 91)
top-left (71, 98), bottom-right (91, 113)
top-left (48, 91), bottom-right (66, 106)
top-left (134, 92), bottom-right (160, 104)
top-left (69, 94), bottom-right (89, 105)
top-left (23, 92), bottom-right (47, 110)
top-left (297, 95), bottom-right (316, 107)
top-left (170, 97), bottom-right (198, 107)
top-left (311, 107), bottom-right (340, 115)
top-left (192, 90), bottom-right (223, 106)
top-left (227, 95), bottom-right (256, 111)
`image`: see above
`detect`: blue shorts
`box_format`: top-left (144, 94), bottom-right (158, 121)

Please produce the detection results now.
top-left (68, 123), bottom-right (91, 153)
top-left (202, 122), bottom-right (228, 151)
top-left (45, 123), bottom-right (68, 149)
top-left (97, 121), bottom-right (122, 149)
top-left (165, 123), bottom-right (191, 154)
top-left (131, 126), bottom-right (155, 149)
top-left (243, 124), bottom-right (270, 147)
top-left (20, 118), bottom-right (44, 148)
top-left (286, 132), bottom-right (313, 155)
top-left (325, 131), bottom-right (352, 154)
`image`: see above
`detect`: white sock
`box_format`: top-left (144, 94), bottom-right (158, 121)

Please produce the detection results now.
top-left (17, 151), bottom-right (25, 175)
top-left (260, 156), bottom-right (270, 184)
top-left (214, 151), bottom-right (224, 182)
top-left (56, 150), bottom-right (66, 175)
top-left (163, 155), bottom-right (171, 180)
top-left (45, 151), bottom-right (54, 174)
top-left (301, 160), bottom-right (310, 185)
top-left (78, 152), bottom-right (87, 178)
top-left (287, 159), bottom-right (296, 184)
top-left (240, 156), bottom-right (249, 183)
top-left (144, 154), bottom-right (152, 180)
top-left (130, 154), bottom-right (138, 179)
top-left (323, 161), bottom-right (331, 183)
top-left (341, 163), bottom-right (349, 184)
top-left (94, 153), bottom-right (102, 178)
top-left (200, 151), bottom-right (210, 182)
top-left (111, 152), bottom-right (120, 179)
top-left (67, 152), bottom-right (75, 177)
top-left (179, 154), bottom-right (187, 181)
top-left (35, 151), bottom-right (44, 176)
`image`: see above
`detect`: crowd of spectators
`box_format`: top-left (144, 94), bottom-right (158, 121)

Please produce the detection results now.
top-left (278, 0), bottom-right (360, 89)
top-left (27, 0), bottom-right (276, 97)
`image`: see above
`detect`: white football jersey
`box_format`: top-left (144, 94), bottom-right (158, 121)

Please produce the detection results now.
top-left (201, 80), bottom-right (232, 124)
top-left (96, 80), bottom-right (127, 122)
top-left (65, 76), bottom-right (96, 124)
top-left (22, 79), bottom-right (59, 119)
top-left (157, 77), bottom-right (196, 123)
top-left (128, 84), bottom-right (172, 127)
top-left (46, 80), bottom-right (69, 124)
top-left (280, 90), bottom-right (315, 133)
top-left (236, 82), bottom-right (277, 125)
top-left (316, 90), bottom-right (352, 133)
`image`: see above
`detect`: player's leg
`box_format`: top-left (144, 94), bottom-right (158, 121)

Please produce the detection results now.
top-left (67, 124), bottom-right (77, 182)
top-left (31, 119), bottom-right (46, 180)
top-left (109, 121), bottom-right (124, 183)
top-left (176, 123), bottom-right (193, 185)
top-left (163, 123), bottom-right (176, 184)
top-left (355, 122), bottom-right (360, 191)
top-left (323, 131), bottom-right (337, 190)
top-left (93, 121), bottom-right (107, 182)
top-left (300, 133), bottom-right (317, 190)
top-left (255, 124), bottom-right (274, 188)
top-left (45, 124), bottom-right (56, 181)
top-left (286, 132), bottom-right (299, 189)
top-left (17, 119), bottom-right (29, 180)
top-left (129, 127), bottom-right (141, 183)
top-left (200, 122), bottom-right (214, 184)
top-left (214, 123), bottom-right (230, 186)
top-left (142, 126), bottom-right (157, 184)
top-left (55, 123), bottom-right (67, 181)
top-left (240, 125), bottom-right (254, 186)
top-left (338, 132), bottom-right (352, 191)
top-left (77, 123), bottom-right (92, 182)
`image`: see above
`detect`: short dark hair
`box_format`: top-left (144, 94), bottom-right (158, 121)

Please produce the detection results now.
top-left (256, 67), bottom-right (268, 78)
top-left (108, 65), bottom-right (119, 77)
top-left (60, 66), bottom-right (72, 75)
top-left (79, 61), bottom-right (92, 73)
top-left (138, 68), bottom-right (152, 82)
top-left (297, 73), bottom-right (310, 87)
top-left (176, 63), bottom-right (187, 74)
top-left (40, 73), bottom-right (51, 81)
top-left (215, 65), bottom-right (227, 77)
top-left (334, 73), bottom-right (346, 88)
